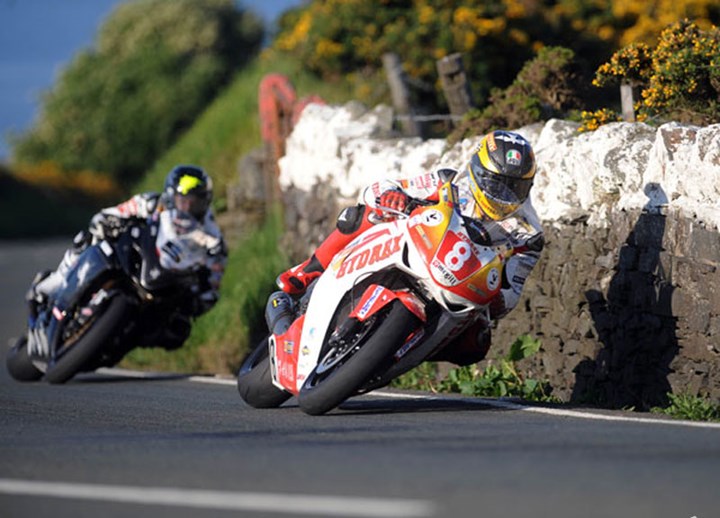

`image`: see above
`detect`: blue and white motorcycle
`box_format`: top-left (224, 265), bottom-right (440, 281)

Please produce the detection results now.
top-left (6, 210), bottom-right (212, 384)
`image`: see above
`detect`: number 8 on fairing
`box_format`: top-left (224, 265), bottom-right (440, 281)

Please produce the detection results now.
top-left (445, 241), bottom-right (472, 272)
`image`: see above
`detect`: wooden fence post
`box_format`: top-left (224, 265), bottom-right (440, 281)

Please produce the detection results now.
top-left (620, 83), bottom-right (636, 122)
top-left (382, 52), bottom-right (420, 137)
top-left (436, 53), bottom-right (474, 124)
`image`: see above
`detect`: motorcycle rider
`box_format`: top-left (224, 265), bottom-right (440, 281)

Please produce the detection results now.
top-left (276, 130), bottom-right (544, 365)
top-left (29, 165), bottom-right (227, 350)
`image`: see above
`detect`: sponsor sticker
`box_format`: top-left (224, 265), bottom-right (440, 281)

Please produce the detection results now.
top-left (486, 267), bottom-right (500, 291)
top-left (506, 149), bottom-right (522, 166)
top-left (423, 209), bottom-right (444, 227)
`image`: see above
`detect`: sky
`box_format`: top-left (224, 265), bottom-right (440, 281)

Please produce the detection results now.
top-left (0, 0), bottom-right (304, 160)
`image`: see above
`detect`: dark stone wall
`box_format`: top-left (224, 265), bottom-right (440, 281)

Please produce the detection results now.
top-left (494, 207), bottom-right (720, 409)
top-left (281, 182), bottom-right (720, 408)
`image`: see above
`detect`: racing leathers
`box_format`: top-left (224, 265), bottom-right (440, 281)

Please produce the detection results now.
top-left (32, 192), bottom-right (227, 324)
top-left (277, 167), bottom-right (544, 365)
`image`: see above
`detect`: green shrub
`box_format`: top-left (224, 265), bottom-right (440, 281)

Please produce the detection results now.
top-left (11, 0), bottom-right (263, 186)
top-left (449, 46), bottom-right (579, 143)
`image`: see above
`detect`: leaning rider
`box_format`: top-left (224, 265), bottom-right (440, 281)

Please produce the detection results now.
top-left (276, 130), bottom-right (544, 365)
top-left (29, 165), bottom-right (227, 349)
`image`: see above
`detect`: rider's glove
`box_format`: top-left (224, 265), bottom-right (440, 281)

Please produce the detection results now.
top-left (89, 214), bottom-right (125, 240)
top-left (376, 189), bottom-right (409, 216)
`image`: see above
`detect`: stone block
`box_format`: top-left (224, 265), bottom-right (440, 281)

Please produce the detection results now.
top-left (678, 336), bottom-right (714, 362)
top-left (594, 252), bottom-right (615, 271)
top-left (689, 224), bottom-right (720, 267)
top-left (670, 218), bottom-right (693, 257)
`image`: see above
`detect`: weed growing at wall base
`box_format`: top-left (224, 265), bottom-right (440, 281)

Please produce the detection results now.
top-left (392, 335), bottom-right (557, 403)
top-left (651, 393), bottom-right (720, 422)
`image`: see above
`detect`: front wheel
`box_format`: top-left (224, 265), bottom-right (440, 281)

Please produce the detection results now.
top-left (237, 337), bottom-right (291, 409)
top-left (6, 336), bottom-right (43, 382)
top-left (44, 294), bottom-right (130, 384)
top-left (298, 301), bottom-right (419, 416)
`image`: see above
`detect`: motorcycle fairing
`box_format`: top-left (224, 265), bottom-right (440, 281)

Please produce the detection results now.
top-left (32, 243), bottom-right (117, 361)
top-left (269, 315), bottom-right (305, 394)
top-left (348, 284), bottom-right (426, 323)
top-left (407, 183), bottom-right (503, 306)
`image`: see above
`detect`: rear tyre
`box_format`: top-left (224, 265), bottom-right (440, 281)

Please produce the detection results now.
top-left (237, 337), bottom-right (291, 408)
top-left (6, 336), bottom-right (43, 382)
top-left (298, 301), bottom-right (419, 416)
top-left (44, 295), bottom-right (130, 384)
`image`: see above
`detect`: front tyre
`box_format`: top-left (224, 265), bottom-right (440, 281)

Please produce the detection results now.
top-left (237, 337), bottom-right (291, 408)
top-left (44, 295), bottom-right (130, 384)
top-left (6, 336), bottom-right (43, 382)
top-left (298, 301), bottom-right (419, 416)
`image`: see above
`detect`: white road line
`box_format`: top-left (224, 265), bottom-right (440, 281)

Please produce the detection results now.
top-left (97, 368), bottom-right (720, 430)
top-left (0, 479), bottom-right (435, 518)
top-left (370, 390), bottom-right (720, 430)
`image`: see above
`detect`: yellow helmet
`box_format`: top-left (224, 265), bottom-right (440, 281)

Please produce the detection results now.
top-left (468, 130), bottom-right (536, 220)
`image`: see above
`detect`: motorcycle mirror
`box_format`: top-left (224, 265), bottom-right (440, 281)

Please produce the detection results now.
top-left (526, 233), bottom-right (545, 252)
top-left (437, 168), bottom-right (458, 183)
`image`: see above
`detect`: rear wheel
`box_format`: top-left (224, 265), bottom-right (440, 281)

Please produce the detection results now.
top-left (44, 294), bottom-right (130, 384)
top-left (6, 336), bottom-right (43, 382)
top-left (237, 337), bottom-right (291, 408)
top-left (298, 301), bottom-right (419, 416)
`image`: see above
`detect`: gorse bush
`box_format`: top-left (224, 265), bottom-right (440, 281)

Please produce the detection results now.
top-left (11, 0), bottom-right (263, 186)
top-left (586, 19), bottom-right (720, 128)
top-left (273, 0), bottom-right (719, 117)
top-left (274, 0), bottom-right (616, 112)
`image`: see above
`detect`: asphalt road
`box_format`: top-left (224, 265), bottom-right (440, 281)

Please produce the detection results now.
top-left (1, 240), bottom-right (719, 518)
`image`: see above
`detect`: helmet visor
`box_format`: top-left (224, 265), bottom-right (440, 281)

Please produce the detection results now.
top-left (174, 193), bottom-right (210, 220)
top-left (475, 173), bottom-right (532, 206)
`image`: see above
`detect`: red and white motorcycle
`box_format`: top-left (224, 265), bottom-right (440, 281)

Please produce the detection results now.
top-left (237, 170), bottom-right (527, 415)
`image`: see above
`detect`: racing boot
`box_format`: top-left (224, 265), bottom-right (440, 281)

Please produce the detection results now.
top-left (25, 270), bottom-right (52, 324)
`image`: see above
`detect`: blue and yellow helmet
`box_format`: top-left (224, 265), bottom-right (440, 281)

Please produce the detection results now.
top-left (468, 130), bottom-right (536, 220)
